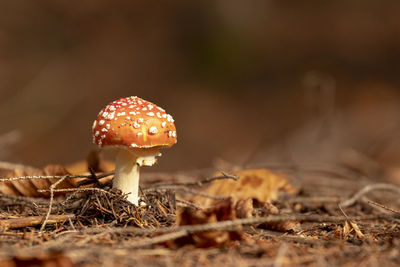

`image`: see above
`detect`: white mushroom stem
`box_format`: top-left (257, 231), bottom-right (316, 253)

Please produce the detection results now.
top-left (113, 150), bottom-right (140, 205)
top-left (112, 148), bottom-right (161, 205)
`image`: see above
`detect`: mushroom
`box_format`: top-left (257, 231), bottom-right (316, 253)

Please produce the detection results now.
top-left (92, 96), bottom-right (177, 205)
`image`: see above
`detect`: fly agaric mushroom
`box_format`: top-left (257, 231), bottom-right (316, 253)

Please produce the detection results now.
top-left (92, 96), bottom-right (177, 205)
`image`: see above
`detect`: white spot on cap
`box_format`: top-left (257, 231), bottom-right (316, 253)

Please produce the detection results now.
top-left (129, 111), bottom-right (136, 115)
top-left (157, 107), bottom-right (165, 112)
top-left (106, 124), bottom-right (110, 129)
top-left (137, 132), bottom-right (143, 137)
top-left (101, 134), bottom-right (106, 139)
top-left (121, 103), bottom-right (127, 106)
top-left (129, 105), bottom-right (135, 108)
top-left (142, 107), bottom-right (148, 111)
top-left (166, 114), bottom-right (174, 122)
top-left (133, 122), bottom-right (140, 128)
top-left (138, 118), bottom-right (144, 123)
top-left (156, 112), bottom-right (162, 118)
top-left (126, 116), bottom-right (130, 120)
top-left (95, 131), bottom-right (100, 137)
top-left (161, 122), bottom-right (166, 128)
top-left (109, 106), bottom-right (116, 111)
top-left (104, 112), bottom-right (115, 120)
top-left (117, 112), bottom-right (126, 116)
top-left (101, 128), bottom-right (108, 132)
top-left (148, 104), bottom-right (153, 110)
top-left (168, 131), bottom-right (176, 138)
top-left (92, 120), bottom-right (97, 130)
top-left (149, 126), bottom-right (158, 134)
top-left (99, 120), bottom-right (105, 126)
top-left (146, 112), bottom-right (155, 116)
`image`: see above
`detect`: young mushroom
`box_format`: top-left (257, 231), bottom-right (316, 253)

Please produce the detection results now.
top-left (92, 96), bottom-right (177, 205)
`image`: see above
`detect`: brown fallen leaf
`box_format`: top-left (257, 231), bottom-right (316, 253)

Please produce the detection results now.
top-left (0, 165), bottom-right (78, 197)
top-left (171, 198), bottom-right (246, 248)
top-left (0, 150), bottom-right (115, 198)
top-left (192, 169), bottom-right (297, 207)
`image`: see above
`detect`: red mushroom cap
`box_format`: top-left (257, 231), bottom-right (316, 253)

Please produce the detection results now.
top-left (92, 96), bottom-right (177, 149)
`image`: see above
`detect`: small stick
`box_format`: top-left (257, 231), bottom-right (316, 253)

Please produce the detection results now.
top-left (93, 213), bottom-right (396, 249)
top-left (253, 229), bottom-right (336, 245)
top-left (82, 213), bottom-right (397, 236)
top-left (38, 187), bottom-right (116, 196)
top-left (146, 172), bottom-right (238, 189)
top-left (175, 188), bottom-right (228, 200)
top-left (285, 196), bottom-right (342, 204)
top-left (175, 199), bottom-right (202, 210)
top-left (76, 171), bottom-right (115, 186)
top-left (121, 231), bottom-right (188, 249)
top-left (143, 187), bottom-right (228, 200)
top-left (340, 183), bottom-right (400, 207)
top-left (0, 171), bottom-right (114, 183)
top-left (367, 200), bottom-right (400, 213)
top-left (0, 214), bottom-right (75, 229)
top-left (40, 176), bottom-right (68, 232)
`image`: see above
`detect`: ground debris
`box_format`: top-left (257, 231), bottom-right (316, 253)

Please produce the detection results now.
top-left (0, 165), bottom-right (398, 266)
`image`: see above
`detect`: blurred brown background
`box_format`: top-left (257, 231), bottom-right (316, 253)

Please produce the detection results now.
top-left (1, 1), bottom-right (400, 173)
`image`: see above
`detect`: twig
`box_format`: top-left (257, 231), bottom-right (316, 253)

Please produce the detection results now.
top-left (38, 187), bottom-right (117, 196)
top-left (253, 229), bottom-right (336, 245)
top-left (175, 199), bottom-right (202, 210)
top-left (175, 188), bottom-right (228, 200)
top-left (340, 183), bottom-right (400, 207)
top-left (82, 213), bottom-right (397, 236)
top-left (0, 171), bottom-right (114, 182)
top-left (79, 213), bottom-right (397, 249)
top-left (76, 171), bottom-right (115, 186)
top-left (144, 187), bottom-right (227, 200)
top-left (40, 176), bottom-right (68, 232)
top-left (121, 231), bottom-right (188, 249)
top-left (0, 214), bottom-right (74, 229)
top-left (367, 200), bottom-right (400, 214)
top-left (285, 196), bottom-right (342, 204)
top-left (146, 172), bottom-right (238, 189)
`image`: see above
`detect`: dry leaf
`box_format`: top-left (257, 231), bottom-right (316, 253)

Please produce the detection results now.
top-left (0, 165), bottom-right (78, 197)
top-left (193, 169), bottom-right (296, 207)
top-left (172, 198), bottom-right (245, 248)
top-left (0, 150), bottom-right (115, 198)
top-left (340, 221), bottom-right (365, 240)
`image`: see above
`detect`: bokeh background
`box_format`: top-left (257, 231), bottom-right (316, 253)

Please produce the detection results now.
top-left (1, 1), bottom-right (400, 175)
